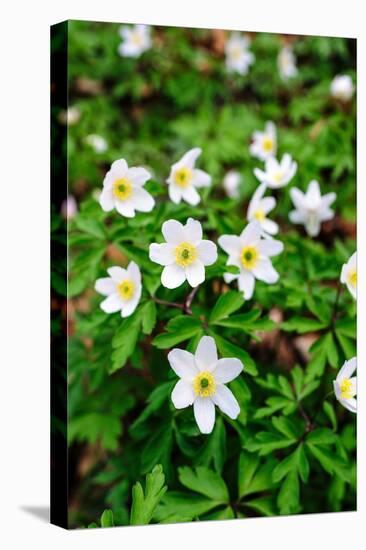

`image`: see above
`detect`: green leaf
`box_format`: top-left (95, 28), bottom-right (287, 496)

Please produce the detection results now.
top-left (306, 444), bottom-right (350, 482)
top-left (68, 412), bottom-right (122, 451)
top-left (178, 466), bottom-right (229, 502)
top-left (154, 492), bottom-right (220, 522)
top-left (111, 310), bottom-right (142, 372)
top-left (152, 316), bottom-right (202, 349)
top-left (74, 216), bottom-right (106, 240)
top-left (209, 291), bottom-right (244, 324)
top-left (213, 333), bottom-right (257, 376)
top-left (272, 416), bottom-right (301, 439)
top-left (325, 332), bottom-right (339, 368)
top-left (141, 301), bottom-right (157, 335)
top-left (213, 309), bottom-right (261, 330)
top-left (306, 428), bottom-right (337, 446)
top-left (323, 401), bottom-right (338, 431)
top-left (141, 421), bottom-right (173, 474)
top-left (245, 431), bottom-right (297, 456)
top-left (130, 381), bottom-right (175, 433)
top-left (238, 451), bottom-right (260, 498)
top-left (244, 496), bottom-right (276, 516)
top-left (130, 465), bottom-right (167, 525)
top-left (100, 509), bottom-right (114, 528)
top-left (277, 470), bottom-right (300, 515)
top-left (335, 330), bottom-right (356, 358)
top-left (281, 316), bottom-right (327, 334)
top-left (335, 317), bottom-right (356, 339)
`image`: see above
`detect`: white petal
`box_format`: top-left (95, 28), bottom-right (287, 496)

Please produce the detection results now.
top-left (224, 272), bottom-right (239, 284)
top-left (258, 238), bottom-right (284, 257)
top-left (171, 380), bottom-right (195, 409)
top-left (115, 199), bottom-right (135, 218)
top-left (184, 218), bottom-right (202, 244)
top-left (193, 397), bottom-right (216, 434)
top-left (100, 293), bottom-right (122, 313)
top-left (195, 335), bottom-right (218, 372)
top-left (149, 243), bottom-right (174, 266)
top-left (240, 221), bottom-right (262, 246)
top-left (185, 260), bottom-right (205, 287)
top-left (338, 357), bottom-right (357, 380)
top-left (95, 277), bottom-right (115, 296)
top-left (218, 235), bottom-right (241, 255)
top-left (181, 185), bottom-right (201, 206)
top-left (212, 385), bottom-right (240, 419)
top-left (131, 187), bottom-right (155, 212)
top-left (121, 290), bottom-right (140, 317)
top-left (168, 183), bottom-right (183, 204)
top-left (305, 215), bottom-right (321, 237)
top-left (107, 266), bottom-right (127, 282)
top-left (253, 168), bottom-right (267, 183)
top-left (321, 192), bottom-right (337, 210)
top-left (178, 147), bottom-right (202, 169)
top-left (161, 263), bottom-right (186, 289)
top-left (197, 240), bottom-right (217, 265)
top-left (238, 271), bottom-right (255, 299)
top-left (162, 219), bottom-right (185, 244)
top-left (168, 349), bottom-right (198, 380)
top-left (340, 397), bottom-right (357, 413)
top-left (192, 169), bottom-right (211, 188)
top-left (110, 159), bottom-right (128, 176)
top-left (213, 358), bottom-right (243, 384)
top-left (261, 196), bottom-right (276, 214)
top-left (290, 187), bottom-right (305, 210)
top-left (261, 218), bottom-right (279, 235)
top-left (127, 167), bottom-right (151, 186)
top-left (126, 261), bottom-right (141, 285)
top-left (252, 258), bottom-right (279, 283)
top-left (99, 188), bottom-right (115, 212)
top-left (306, 180), bottom-right (321, 205)
top-left (289, 210), bottom-right (305, 224)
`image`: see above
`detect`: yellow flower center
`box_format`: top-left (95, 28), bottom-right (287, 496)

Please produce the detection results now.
top-left (174, 242), bottom-right (198, 267)
top-left (273, 171), bottom-right (283, 183)
top-left (339, 378), bottom-right (354, 400)
top-left (117, 279), bottom-right (135, 300)
top-left (131, 32), bottom-right (143, 46)
top-left (262, 137), bottom-right (274, 152)
top-left (174, 167), bottom-right (193, 188)
top-left (254, 209), bottom-right (265, 221)
top-left (240, 245), bottom-right (259, 270)
top-left (113, 178), bottom-right (132, 201)
top-left (193, 371), bottom-right (216, 398)
top-left (230, 46), bottom-right (242, 61)
top-left (348, 269), bottom-right (357, 288)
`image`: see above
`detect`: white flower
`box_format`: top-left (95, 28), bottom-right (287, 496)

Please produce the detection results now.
top-left (166, 148), bottom-right (211, 206)
top-left (61, 195), bottom-right (77, 220)
top-left (289, 180), bottom-right (336, 237)
top-left (149, 218), bottom-right (217, 289)
top-left (118, 24), bottom-right (151, 58)
top-left (169, 335), bottom-right (243, 434)
top-left (85, 134), bottom-right (108, 153)
top-left (218, 220), bottom-right (284, 300)
top-left (95, 261), bottom-right (142, 318)
top-left (225, 32), bottom-right (254, 75)
top-left (333, 357), bottom-right (357, 413)
top-left (247, 183), bottom-right (278, 235)
top-left (250, 121), bottom-right (277, 161)
top-left (58, 106), bottom-right (80, 126)
top-left (278, 45), bottom-right (298, 80)
top-left (254, 153), bottom-right (297, 189)
top-left (330, 75), bottom-right (354, 102)
top-left (223, 170), bottom-right (241, 198)
top-left (341, 252), bottom-right (357, 299)
top-left (99, 159), bottom-right (154, 218)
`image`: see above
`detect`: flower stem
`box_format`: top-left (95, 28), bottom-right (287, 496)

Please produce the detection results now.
top-left (183, 285), bottom-right (200, 314)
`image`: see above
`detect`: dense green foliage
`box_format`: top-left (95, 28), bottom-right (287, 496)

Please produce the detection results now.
top-left (61, 21), bottom-right (356, 527)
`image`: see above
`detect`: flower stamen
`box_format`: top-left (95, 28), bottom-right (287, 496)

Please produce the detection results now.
top-left (339, 378), bottom-right (354, 399)
top-left (240, 245), bottom-right (259, 270)
top-left (193, 371), bottom-right (216, 397)
top-left (174, 167), bottom-right (193, 188)
top-left (348, 269), bottom-right (357, 288)
top-left (254, 209), bottom-right (265, 221)
top-left (262, 137), bottom-right (273, 152)
top-left (117, 279), bottom-right (135, 300)
top-left (174, 242), bottom-right (198, 267)
top-left (113, 178), bottom-right (132, 201)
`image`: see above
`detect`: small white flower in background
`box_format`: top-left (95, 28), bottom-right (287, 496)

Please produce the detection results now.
top-left (278, 45), bottom-right (298, 80)
top-left (250, 121), bottom-right (277, 161)
top-left (99, 159), bottom-right (155, 218)
top-left (333, 357), bottom-right (357, 413)
top-left (254, 153), bottom-right (297, 189)
top-left (61, 195), bottom-right (78, 220)
top-left (218, 220), bottom-right (284, 300)
top-left (149, 218), bottom-right (217, 289)
top-left (95, 261), bottom-right (142, 318)
top-left (85, 134), bottom-right (108, 153)
top-left (169, 335), bottom-right (243, 434)
top-left (247, 183), bottom-right (278, 236)
top-left (330, 75), bottom-right (354, 102)
top-left (58, 106), bottom-right (80, 126)
top-left (225, 32), bottom-right (255, 75)
top-left (118, 24), bottom-right (151, 58)
top-left (289, 180), bottom-right (336, 237)
top-left (167, 148), bottom-right (211, 206)
top-left (223, 170), bottom-right (241, 198)
top-left (341, 252), bottom-right (357, 299)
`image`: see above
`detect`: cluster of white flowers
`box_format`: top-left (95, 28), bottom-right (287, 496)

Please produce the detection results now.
top-left (225, 33), bottom-right (254, 75)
